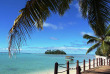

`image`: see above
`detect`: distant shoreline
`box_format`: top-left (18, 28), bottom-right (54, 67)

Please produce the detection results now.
top-left (45, 50), bottom-right (66, 54)
top-left (0, 52), bottom-right (95, 55)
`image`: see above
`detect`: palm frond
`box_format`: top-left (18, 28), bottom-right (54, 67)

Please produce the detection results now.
top-left (105, 25), bottom-right (110, 36)
top-left (8, 0), bottom-right (73, 53)
top-left (95, 47), bottom-right (103, 56)
top-left (106, 25), bottom-right (110, 32)
top-left (100, 41), bottom-right (110, 55)
top-left (86, 42), bottom-right (100, 54)
top-left (87, 38), bottom-right (98, 44)
top-left (105, 29), bottom-right (110, 36)
top-left (79, 0), bottom-right (88, 18)
top-left (104, 36), bottom-right (110, 42)
top-left (79, 0), bottom-right (110, 37)
top-left (83, 34), bottom-right (99, 40)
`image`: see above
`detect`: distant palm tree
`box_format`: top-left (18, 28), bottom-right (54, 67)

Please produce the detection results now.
top-left (83, 25), bottom-right (110, 55)
top-left (8, 0), bottom-right (110, 55)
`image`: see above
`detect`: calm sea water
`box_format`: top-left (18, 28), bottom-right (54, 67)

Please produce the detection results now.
top-left (0, 53), bottom-right (95, 74)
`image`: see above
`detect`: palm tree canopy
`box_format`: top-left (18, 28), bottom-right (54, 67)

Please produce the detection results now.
top-left (83, 25), bottom-right (110, 55)
top-left (86, 42), bottom-right (100, 54)
top-left (9, 0), bottom-right (110, 55)
top-left (95, 47), bottom-right (103, 56)
top-left (79, 0), bottom-right (110, 37)
top-left (8, 0), bottom-right (73, 53)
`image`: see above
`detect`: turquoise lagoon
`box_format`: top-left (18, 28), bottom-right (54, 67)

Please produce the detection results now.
top-left (0, 53), bottom-right (95, 74)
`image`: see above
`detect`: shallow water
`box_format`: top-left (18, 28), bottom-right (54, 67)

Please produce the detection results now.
top-left (0, 53), bottom-right (95, 74)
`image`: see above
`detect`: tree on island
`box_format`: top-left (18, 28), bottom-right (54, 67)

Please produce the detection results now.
top-left (45, 50), bottom-right (66, 54)
top-left (95, 48), bottom-right (103, 56)
top-left (8, 0), bottom-right (110, 56)
top-left (83, 25), bottom-right (110, 56)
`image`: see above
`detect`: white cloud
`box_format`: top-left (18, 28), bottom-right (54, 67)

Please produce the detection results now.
top-left (43, 22), bottom-right (63, 30)
top-left (59, 26), bottom-right (63, 29)
top-left (0, 48), bottom-right (22, 51)
top-left (0, 48), bottom-right (8, 50)
top-left (50, 37), bottom-right (58, 40)
top-left (74, 3), bottom-right (80, 11)
top-left (43, 22), bottom-right (57, 29)
top-left (50, 47), bottom-right (88, 50)
top-left (74, 3), bottom-right (82, 18)
top-left (28, 46), bottom-right (88, 50)
top-left (81, 32), bottom-right (93, 36)
top-left (68, 22), bottom-right (77, 25)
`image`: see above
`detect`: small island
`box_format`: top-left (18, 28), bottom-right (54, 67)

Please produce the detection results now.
top-left (45, 50), bottom-right (66, 54)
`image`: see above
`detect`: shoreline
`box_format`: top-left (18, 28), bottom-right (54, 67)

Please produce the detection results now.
top-left (37, 60), bottom-right (96, 74)
top-left (27, 61), bottom-right (90, 74)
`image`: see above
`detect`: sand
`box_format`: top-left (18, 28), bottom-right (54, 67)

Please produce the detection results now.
top-left (82, 56), bottom-right (110, 74)
top-left (82, 66), bottom-right (110, 74)
top-left (28, 56), bottom-right (109, 74)
top-left (28, 60), bottom-right (91, 74)
top-left (27, 60), bottom-right (93, 74)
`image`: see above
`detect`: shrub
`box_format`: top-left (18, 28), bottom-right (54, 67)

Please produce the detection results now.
top-left (45, 50), bottom-right (66, 54)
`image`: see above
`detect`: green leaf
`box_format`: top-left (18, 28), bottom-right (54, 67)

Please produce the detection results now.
top-left (83, 34), bottom-right (99, 41)
top-left (105, 30), bottom-right (110, 36)
top-left (8, 0), bottom-right (73, 53)
top-left (87, 38), bottom-right (98, 44)
top-left (105, 36), bottom-right (110, 42)
top-left (100, 41), bottom-right (110, 55)
top-left (86, 42), bottom-right (100, 54)
top-left (79, 0), bottom-right (110, 37)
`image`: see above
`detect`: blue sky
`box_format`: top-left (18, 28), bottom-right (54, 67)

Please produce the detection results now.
top-left (0, 0), bottom-right (96, 54)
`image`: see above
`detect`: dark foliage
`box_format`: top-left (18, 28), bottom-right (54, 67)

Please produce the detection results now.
top-left (8, 0), bottom-right (73, 55)
top-left (45, 50), bottom-right (66, 54)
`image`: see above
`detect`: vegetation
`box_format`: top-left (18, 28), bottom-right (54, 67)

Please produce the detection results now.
top-left (95, 47), bottom-right (110, 56)
top-left (95, 48), bottom-right (104, 56)
top-left (45, 50), bottom-right (66, 54)
top-left (8, 0), bottom-right (73, 55)
top-left (8, 0), bottom-right (110, 56)
top-left (81, 0), bottom-right (110, 56)
top-left (79, 0), bottom-right (110, 37)
top-left (83, 25), bottom-right (110, 56)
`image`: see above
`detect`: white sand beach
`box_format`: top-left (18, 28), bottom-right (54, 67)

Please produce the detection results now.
top-left (37, 58), bottom-right (108, 74)
top-left (27, 60), bottom-right (92, 74)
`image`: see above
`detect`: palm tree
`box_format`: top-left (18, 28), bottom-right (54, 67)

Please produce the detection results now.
top-left (79, 0), bottom-right (110, 56)
top-left (79, 0), bottom-right (110, 37)
top-left (95, 47), bottom-right (103, 56)
top-left (8, 0), bottom-right (110, 55)
top-left (83, 25), bottom-right (110, 56)
top-left (8, 0), bottom-right (73, 54)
